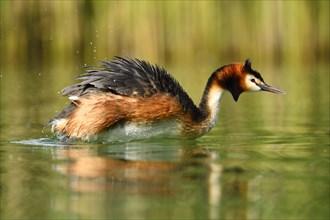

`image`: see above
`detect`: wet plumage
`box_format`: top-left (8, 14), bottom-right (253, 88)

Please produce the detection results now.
top-left (49, 57), bottom-right (285, 142)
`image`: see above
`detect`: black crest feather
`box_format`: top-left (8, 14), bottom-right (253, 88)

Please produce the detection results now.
top-left (244, 58), bottom-right (252, 70)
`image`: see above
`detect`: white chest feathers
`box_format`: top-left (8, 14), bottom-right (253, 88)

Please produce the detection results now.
top-left (92, 120), bottom-right (182, 143)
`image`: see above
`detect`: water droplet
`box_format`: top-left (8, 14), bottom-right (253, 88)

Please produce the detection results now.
top-left (90, 42), bottom-right (93, 45)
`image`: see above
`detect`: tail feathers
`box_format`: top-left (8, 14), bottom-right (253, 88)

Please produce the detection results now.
top-left (48, 103), bottom-right (76, 127)
top-left (49, 118), bottom-right (66, 133)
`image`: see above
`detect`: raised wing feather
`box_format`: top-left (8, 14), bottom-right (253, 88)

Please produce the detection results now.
top-left (62, 57), bottom-right (197, 112)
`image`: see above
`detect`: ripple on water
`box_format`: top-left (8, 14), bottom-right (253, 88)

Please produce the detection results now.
top-left (11, 138), bottom-right (78, 147)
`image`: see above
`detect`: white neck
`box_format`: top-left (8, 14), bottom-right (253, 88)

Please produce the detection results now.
top-left (198, 86), bottom-right (226, 134)
top-left (207, 87), bottom-right (225, 127)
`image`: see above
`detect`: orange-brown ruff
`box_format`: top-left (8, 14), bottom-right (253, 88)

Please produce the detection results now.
top-left (49, 57), bottom-right (285, 142)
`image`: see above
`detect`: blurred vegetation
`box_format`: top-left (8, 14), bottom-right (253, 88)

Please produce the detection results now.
top-left (0, 0), bottom-right (328, 69)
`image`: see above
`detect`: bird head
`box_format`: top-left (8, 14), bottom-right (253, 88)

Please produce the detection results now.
top-left (217, 59), bottom-right (285, 101)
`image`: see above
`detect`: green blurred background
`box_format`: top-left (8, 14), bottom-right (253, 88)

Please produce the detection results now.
top-left (1, 1), bottom-right (329, 66)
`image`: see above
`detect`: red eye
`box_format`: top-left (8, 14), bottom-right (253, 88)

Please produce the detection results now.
top-left (250, 78), bottom-right (256, 83)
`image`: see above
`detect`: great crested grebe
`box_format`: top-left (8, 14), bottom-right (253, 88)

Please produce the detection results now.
top-left (49, 57), bottom-right (285, 142)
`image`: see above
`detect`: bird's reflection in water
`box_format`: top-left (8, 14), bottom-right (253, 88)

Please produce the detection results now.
top-left (55, 143), bottom-right (220, 194)
top-left (53, 142), bottom-right (252, 219)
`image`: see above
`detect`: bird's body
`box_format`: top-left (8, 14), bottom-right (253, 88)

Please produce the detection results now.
top-left (49, 57), bottom-right (284, 142)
